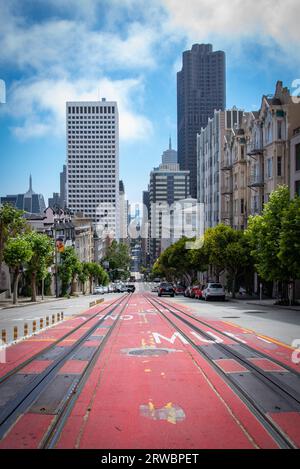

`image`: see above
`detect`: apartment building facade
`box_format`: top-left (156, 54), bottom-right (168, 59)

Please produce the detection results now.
top-left (198, 82), bottom-right (300, 234)
top-left (197, 108), bottom-right (244, 230)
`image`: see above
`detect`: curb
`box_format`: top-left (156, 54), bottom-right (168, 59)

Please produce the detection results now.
top-left (246, 301), bottom-right (300, 312)
top-left (0, 295), bottom-right (88, 311)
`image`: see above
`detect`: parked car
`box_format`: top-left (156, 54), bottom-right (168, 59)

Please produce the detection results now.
top-left (184, 286), bottom-right (193, 297)
top-left (194, 285), bottom-right (204, 300)
top-left (93, 285), bottom-right (104, 295)
top-left (158, 282), bottom-right (175, 297)
top-left (102, 286), bottom-right (109, 294)
top-left (202, 283), bottom-right (226, 301)
top-left (152, 285), bottom-right (159, 292)
top-left (190, 285), bottom-right (202, 298)
top-left (174, 285), bottom-right (185, 295)
top-left (126, 284), bottom-right (135, 293)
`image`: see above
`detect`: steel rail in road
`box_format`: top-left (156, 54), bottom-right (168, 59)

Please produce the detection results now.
top-left (40, 293), bottom-right (132, 449)
top-left (0, 293), bottom-right (126, 386)
top-left (0, 293), bottom-right (130, 440)
top-left (148, 294), bottom-right (300, 380)
top-left (145, 294), bottom-right (300, 449)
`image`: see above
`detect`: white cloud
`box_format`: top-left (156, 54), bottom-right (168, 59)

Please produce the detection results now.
top-left (162, 0), bottom-right (300, 43)
top-left (7, 77), bottom-right (153, 141)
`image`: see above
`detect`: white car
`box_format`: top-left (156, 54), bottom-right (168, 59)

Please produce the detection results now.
top-left (93, 286), bottom-right (104, 295)
top-left (202, 283), bottom-right (225, 301)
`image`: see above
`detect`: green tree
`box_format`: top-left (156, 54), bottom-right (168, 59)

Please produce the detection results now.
top-left (223, 233), bottom-right (252, 298)
top-left (246, 186), bottom-right (291, 299)
top-left (24, 232), bottom-right (54, 301)
top-left (58, 247), bottom-right (79, 296)
top-left (104, 240), bottom-right (131, 280)
top-left (4, 236), bottom-right (33, 304)
top-left (0, 204), bottom-right (27, 273)
top-left (84, 262), bottom-right (109, 293)
top-left (203, 224), bottom-right (238, 281)
top-left (278, 195), bottom-right (300, 300)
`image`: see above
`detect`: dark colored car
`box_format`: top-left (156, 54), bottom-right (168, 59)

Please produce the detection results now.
top-left (126, 284), bottom-right (136, 293)
top-left (158, 283), bottom-right (175, 297)
top-left (174, 285), bottom-right (185, 295)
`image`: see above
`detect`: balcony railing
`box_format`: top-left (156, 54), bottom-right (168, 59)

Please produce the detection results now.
top-left (248, 175), bottom-right (264, 188)
top-left (221, 160), bottom-right (233, 171)
top-left (221, 185), bottom-right (233, 195)
top-left (247, 147), bottom-right (264, 157)
top-left (221, 211), bottom-right (233, 221)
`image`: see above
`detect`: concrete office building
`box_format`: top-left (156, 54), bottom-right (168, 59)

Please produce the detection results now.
top-left (119, 180), bottom-right (129, 243)
top-left (1, 175), bottom-right (46, 215)
top-left (60, 165), bottom-right (67, 208)
top-left (162, 137), bottom-right (177, 164)
top-left (66, 99), bottom-right (119, 239)
top-left (148, 142), bottom-right (191, 264)
top-left (177, 44), bottom-right (226, 198)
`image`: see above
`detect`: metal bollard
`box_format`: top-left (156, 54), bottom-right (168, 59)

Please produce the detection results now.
top-left (1, 329), bottom-right (7, 344)
top-left (57, 313), bottom-right (60, 322)
top-left (33, 321), bottom-right (37, 333)
top-left (46, 316), bottom-right (49, 327)
top-left (52, 314), bottom-right (55, 324)
top-left (24, 323), bottom-right (29, 336)
top-left (61, 312), bottom-right (64, 320)
top-left (13, 326), bottom-right (18, 341)
top-left (40, 318), bottom-right (44, 329)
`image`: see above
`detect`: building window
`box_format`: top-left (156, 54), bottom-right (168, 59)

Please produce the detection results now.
top-left (277, 120), bottom-right (282, 140)
top-left (241, 199), bottom-right (244, 214)
top-left (267, 158), bottom-right (273, 178)
top-left (296, 181), bottom-right (300, 197)
top-left (296, 143), bottom-right (300, 171)
top-left (277, 156), bottom-right (282, 176)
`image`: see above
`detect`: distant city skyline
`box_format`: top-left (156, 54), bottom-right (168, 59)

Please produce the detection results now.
top-left (0, 0), bottom-right (300, 206)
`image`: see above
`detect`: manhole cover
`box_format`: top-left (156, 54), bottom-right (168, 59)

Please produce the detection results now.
top-left (245, 311), bottom-right (267, 314)
top-left (222, 316), bottom-right (241, 319)
top-left (128, 349), bottom-right (169, 356)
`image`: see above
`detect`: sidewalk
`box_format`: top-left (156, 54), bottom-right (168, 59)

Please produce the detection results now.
top-left (0, 296), bottom-right (68, 310)
top-left (230, 296), bottom-right (300, 312)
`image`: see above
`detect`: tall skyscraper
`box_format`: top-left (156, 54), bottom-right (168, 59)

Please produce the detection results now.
top-left (162, 137), bottom-right (177, 164)
top-left (119, 180), bottom-right (129, 243)
top-left (148, 140), bottom-right (191, 264)
top-left (0, 175), bottom-right (46, 214)
top-left (60, 165), bottom-right (67, 208)
top-left (66, 99), bottom-right (119, 238)
top-left (177, 43), bottom-right (226, 198)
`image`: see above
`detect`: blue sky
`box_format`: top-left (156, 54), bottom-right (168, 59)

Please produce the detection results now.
top-left (0, 0), bottom-right (300, 207)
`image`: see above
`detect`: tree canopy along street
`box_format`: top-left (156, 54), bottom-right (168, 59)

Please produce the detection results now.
top-left (0, 288), bottom-right (299, 450)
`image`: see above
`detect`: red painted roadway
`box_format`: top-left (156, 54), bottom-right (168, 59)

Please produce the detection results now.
top-left (0, 293), bottom-right (299, 449)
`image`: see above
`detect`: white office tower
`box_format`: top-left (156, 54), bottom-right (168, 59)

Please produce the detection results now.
top-left (66, 99), bottom-right (119, 239)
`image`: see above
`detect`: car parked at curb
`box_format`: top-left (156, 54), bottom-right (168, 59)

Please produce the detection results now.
top-left (174, 285), bottom-right (185, 295)
top-left (202, 283), bottom-right (225, 301)
top-left (184, 286), bottom-right (193, 297)
top-left (93, 285), bottom-right (104, 295)
top-left (194, 285), bottom-right (205, 300)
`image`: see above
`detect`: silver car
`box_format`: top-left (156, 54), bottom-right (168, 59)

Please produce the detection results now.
top-left (202, 283), bottom-right (225, 301)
